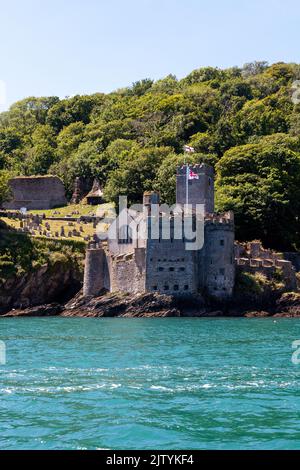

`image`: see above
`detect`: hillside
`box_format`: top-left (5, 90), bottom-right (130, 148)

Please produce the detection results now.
top-left (0, 220), bottom-right (85, 312)
top-left (1, 61), bottom-right (300, 250)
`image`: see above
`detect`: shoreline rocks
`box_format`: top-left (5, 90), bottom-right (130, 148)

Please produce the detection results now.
top-left (3, 290), bottom-right (300, 318)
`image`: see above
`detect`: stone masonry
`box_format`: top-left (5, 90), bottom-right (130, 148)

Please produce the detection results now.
top-left (235, 241), bottom-right (297, 291)
top-left (3, 176), bottom-right (67, 210)
top-left (83, 163), bottom-right (235, 299)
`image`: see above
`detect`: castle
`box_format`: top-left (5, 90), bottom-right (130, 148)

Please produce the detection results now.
top-left (83, 163), bottom-right (236, 299)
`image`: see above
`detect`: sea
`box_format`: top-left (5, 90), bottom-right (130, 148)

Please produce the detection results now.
top-left (1, 317), bottom-right (300, 450)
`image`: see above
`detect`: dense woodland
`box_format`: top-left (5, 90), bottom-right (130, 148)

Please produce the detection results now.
top-left (1, 61), bottom-right (300, 250)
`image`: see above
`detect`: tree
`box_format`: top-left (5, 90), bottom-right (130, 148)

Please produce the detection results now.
top-left (242, 61), bottom-right (269, 77)
top-left (0, 170), bottom-right (13, 207)
top-left (216, 136), bottom-right (300, 249)
top-left (128, 79), bottom-right (154, 96)
top-left (104, 146), bottom-right (173, 205)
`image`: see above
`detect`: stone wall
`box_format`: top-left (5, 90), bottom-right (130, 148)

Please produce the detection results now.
top-left (145, 238), bottom-right (197, 295)
top-left (110, 248), bottom-right (146, 294)
top-left (235, 241), bottom-right (297, 291)
top-left (176, 164), bottom-right (214, 213)
top-left (3, 176), bottom-right (67, 210)
top-left (71, 177), bottom-right (93, 204)
top-left (202, 216), bottom-right (235, 298)
top-left (83, 244), bottom-right (110, 296)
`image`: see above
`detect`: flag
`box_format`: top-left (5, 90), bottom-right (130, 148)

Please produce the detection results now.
top-left (188, 169), bottom-right (199, 180)
top-left (183, 145), bottom-right (195, 153)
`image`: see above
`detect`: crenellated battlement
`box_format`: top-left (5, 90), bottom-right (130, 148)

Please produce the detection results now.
top-left (205, 211), bottom-right (234, 226)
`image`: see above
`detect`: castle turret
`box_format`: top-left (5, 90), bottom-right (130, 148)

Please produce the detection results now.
top-left (201, 212), bottom-right (235, 298)
top-left (83, 243), bottom-right (107, 296)
top-left (176, 164), bottom-right (214, 214)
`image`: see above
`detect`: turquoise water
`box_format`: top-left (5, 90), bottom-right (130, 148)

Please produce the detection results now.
top-left (1, 317), bottom-right (300, 450)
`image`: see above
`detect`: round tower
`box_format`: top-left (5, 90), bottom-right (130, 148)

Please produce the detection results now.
top-left (203, 212), bottom-right (235, 298)
top-left (83, 243), bottom-right (105, 297)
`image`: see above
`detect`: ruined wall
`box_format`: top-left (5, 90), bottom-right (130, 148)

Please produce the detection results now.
top-left (235, 241), bottom-right (297, 291)
top-left (4, 176), bottom-right (67, 210)
top-left (201, 215), bottom-right (235, 298)
top-left (71, 177), bottom-right (93, 204)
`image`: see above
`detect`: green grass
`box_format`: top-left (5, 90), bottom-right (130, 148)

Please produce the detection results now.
top-left (0, 225), bottom-right (85, 281)
top-left (26, 202), bottom-right (114, 217)
top-left (1, 201), bottom-right (115, 242)
top-left (1, 216), bottom-right (96, 242)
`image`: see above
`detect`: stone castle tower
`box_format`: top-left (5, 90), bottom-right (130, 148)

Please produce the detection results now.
top-left (176, 163), bottom-right (214, 213)
top-left (83, 163), bottom-right (235, 299)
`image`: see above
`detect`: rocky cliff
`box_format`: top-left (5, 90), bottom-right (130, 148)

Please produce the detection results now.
top-left (0, 221), bottom-right (85, 313)
top-left (0, 260), bottom-right (82, 312)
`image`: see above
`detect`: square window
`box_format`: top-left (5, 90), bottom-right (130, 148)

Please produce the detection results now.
top-left (158, 267), bottom-right (164, 272)
top-left (174, 285), bottom-right (179, 291)
top-left (152, 286), bottom-right (158, 291)
top-left (164, 285), bottom-right (169, 291)
top-left (184, 285), bottom-right (189, 291)
top-left (169, 267), bottom-right (174, 272)
top-left (220, 240), bottom-right (224, 246)
top-left (220, 268), bottom-right (225, 275)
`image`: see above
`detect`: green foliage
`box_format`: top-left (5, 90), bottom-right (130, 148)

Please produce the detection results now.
top-left (235, 271), bottom-right (264, 296)
top-left (215, 134), bottom-right (300, 249)
top-left (0, 222), bottom-right (85, 281)
top-left (234, 271), bottom-right (284, 302)
top-left (104, 145), bottom-right (173, 205)
top-left (1, 62), bottom-right (300, 249)
top-left (0, 170), bottom-right (13, 206)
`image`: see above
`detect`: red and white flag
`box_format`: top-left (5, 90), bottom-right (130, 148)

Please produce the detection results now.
top-left (183, 145), bottom-right (195, 153)
top-left (188, 169), bottom-right (199, 180)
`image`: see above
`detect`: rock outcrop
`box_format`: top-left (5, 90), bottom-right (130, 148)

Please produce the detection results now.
top-left (0, 261), bottom-right (82, 313)
top-left (3, 289), bottom-right (300, 318)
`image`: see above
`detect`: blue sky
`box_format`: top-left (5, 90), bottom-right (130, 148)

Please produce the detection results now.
top-left (0, 0), bottom-right (300, 110)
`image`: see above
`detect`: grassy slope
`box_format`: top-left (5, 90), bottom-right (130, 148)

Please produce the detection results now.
top-left (0, 220), bottom-right (85, 281)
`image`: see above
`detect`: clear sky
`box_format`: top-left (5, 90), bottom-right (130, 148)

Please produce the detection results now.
top-left (0, 0), bottom-right (300, 110)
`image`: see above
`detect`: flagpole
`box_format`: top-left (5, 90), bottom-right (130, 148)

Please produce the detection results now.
top-left (183, 145), bottom-right (195, 212)
top-left (186, 161), bottom-right (189, 208)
